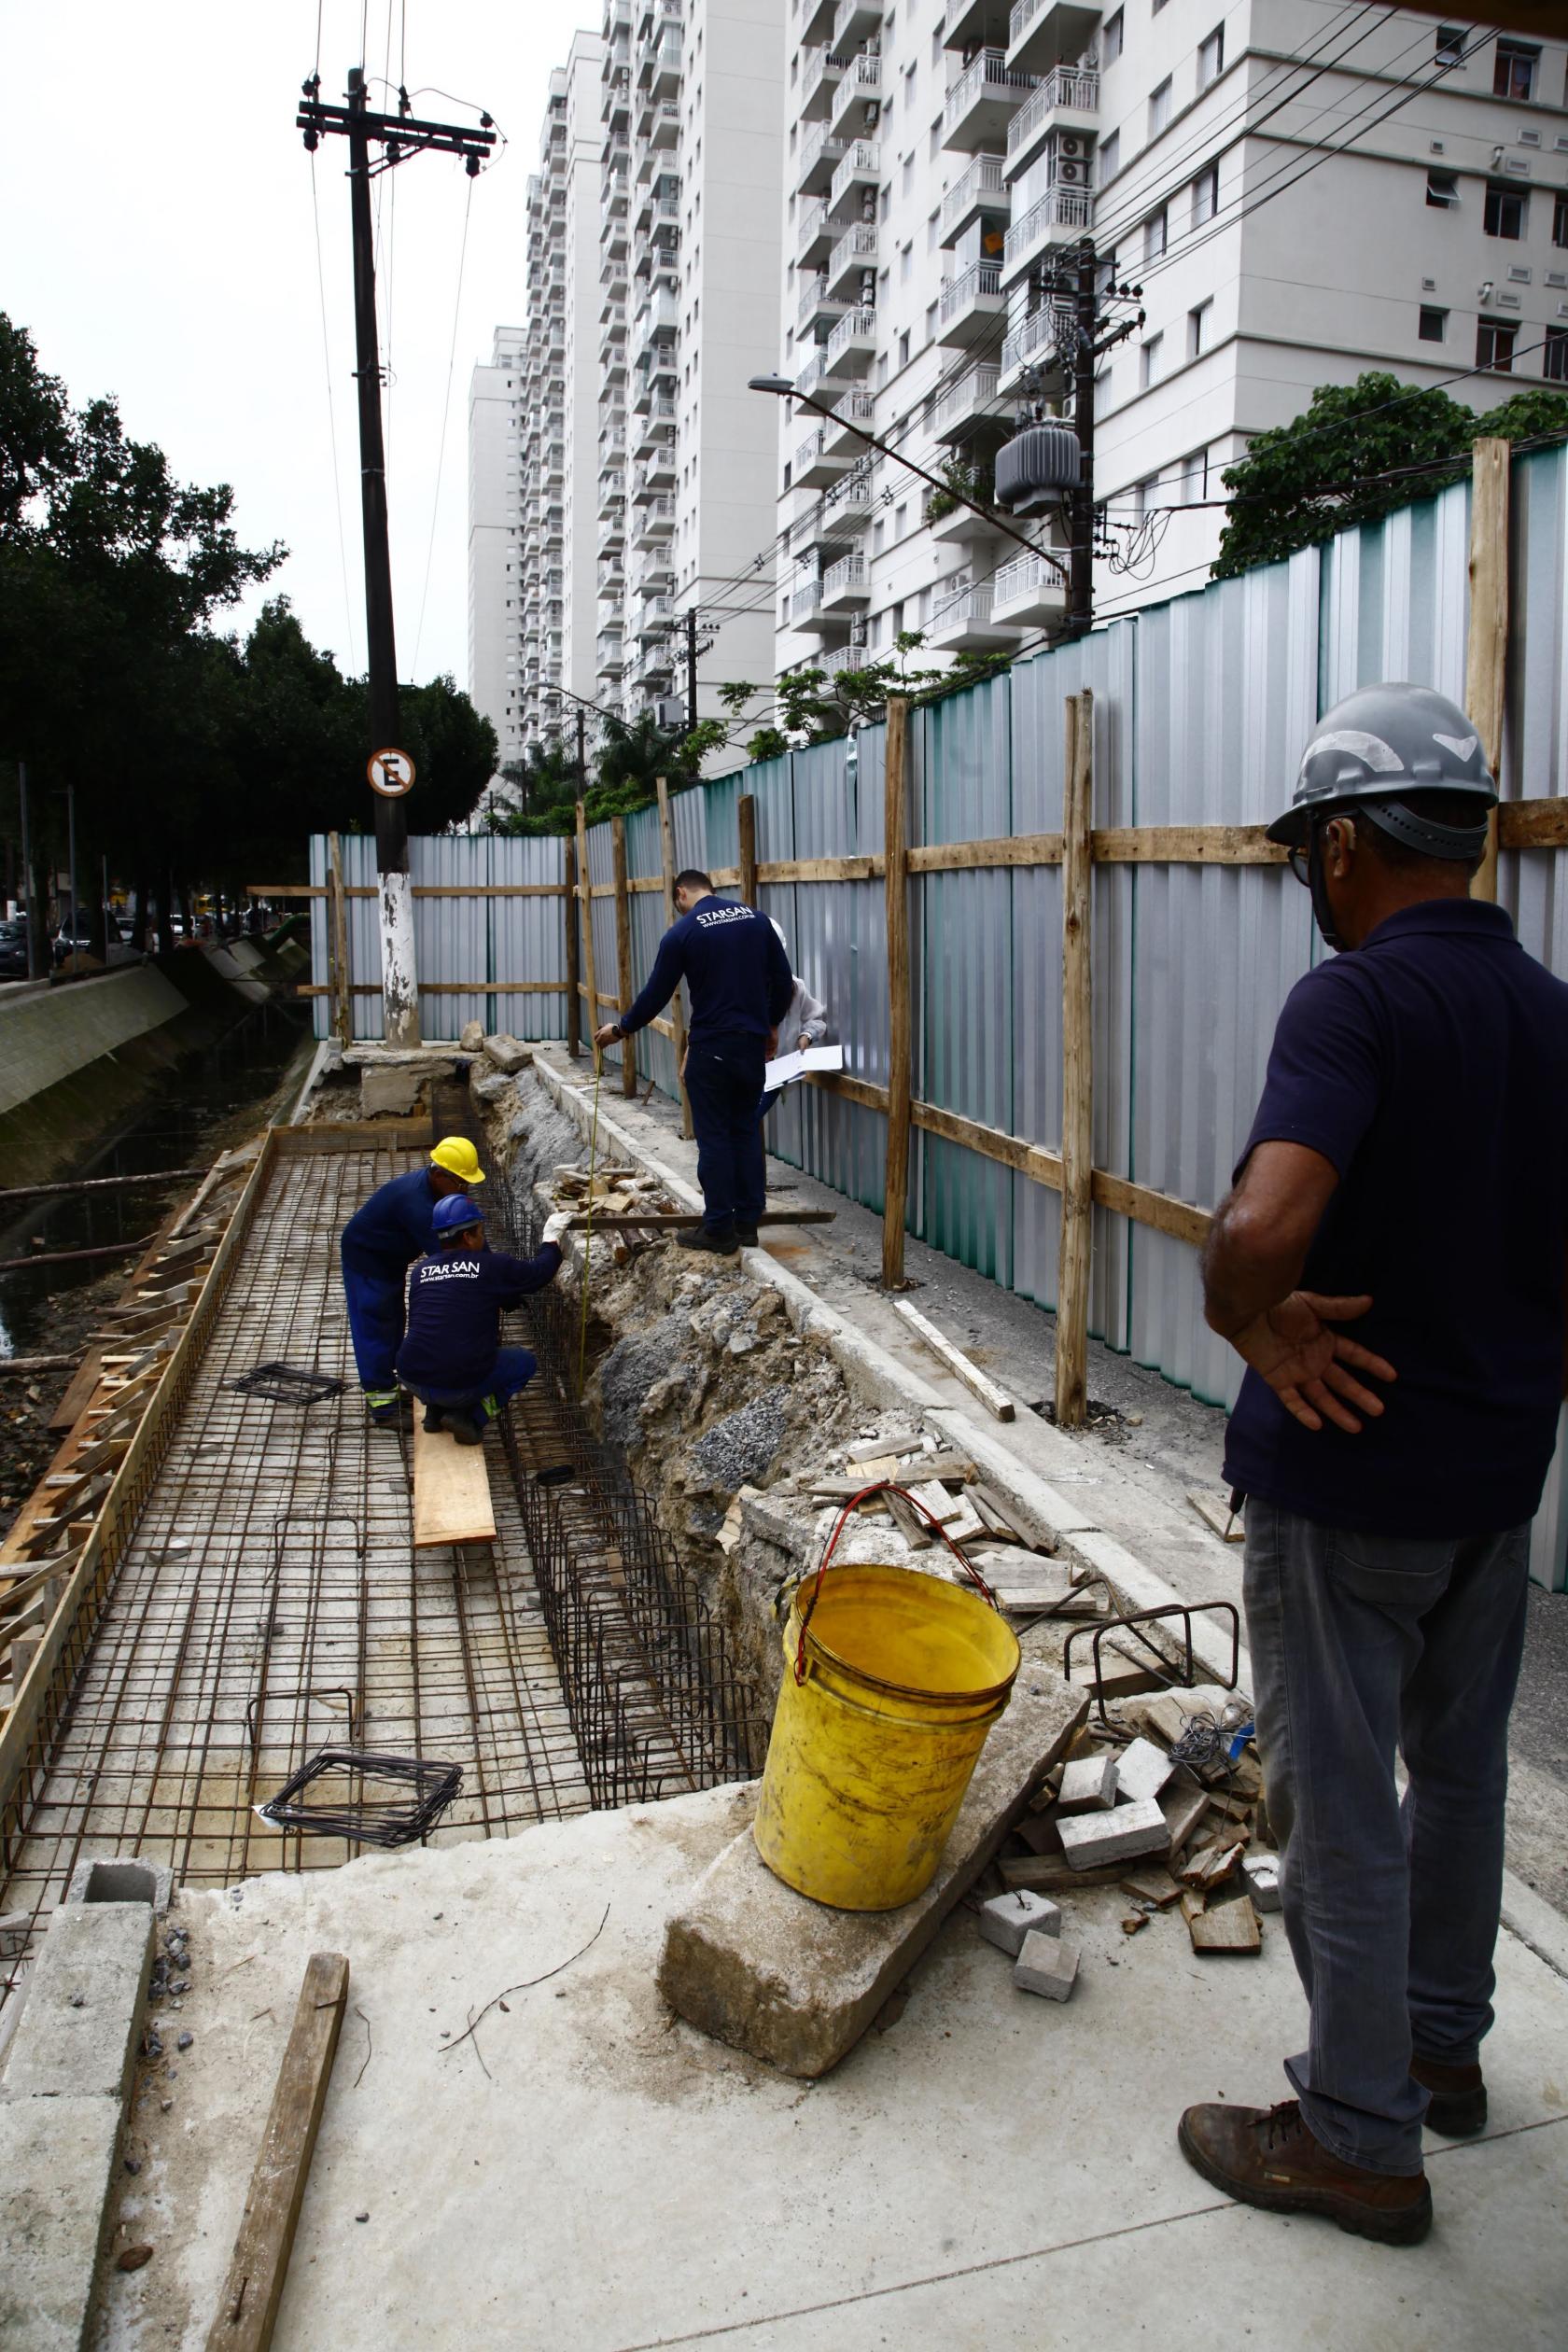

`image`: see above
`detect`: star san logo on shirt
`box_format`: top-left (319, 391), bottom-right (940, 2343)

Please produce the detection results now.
top-left (693, 905), bottom-right (758, 929)
top-left (418, 1257), bottom-right (483, 1284)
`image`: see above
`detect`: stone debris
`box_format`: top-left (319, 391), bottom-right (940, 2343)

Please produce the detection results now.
top-left (1013, 1929), bottom-right (1080, 2002)
top-left (458, 1019), bottom-right (485, 1053)
top-left (483, 1033), bottom-right (532, 1075)
top-left (1057, 1754), bottom-right (1120, 1814)
top-left (1111, 1736), bottom-right (1174, 1807)
top-left (1242, 1852), bottom-right (1281, 1913)
top-left (977, 1889), bottom-right (1061, 1958)
top-left (1057, 1797), bottom-right (1171, 1870)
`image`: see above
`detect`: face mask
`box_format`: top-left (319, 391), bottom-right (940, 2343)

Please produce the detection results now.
top-left (1307, 822), bottom-right (1347, 953)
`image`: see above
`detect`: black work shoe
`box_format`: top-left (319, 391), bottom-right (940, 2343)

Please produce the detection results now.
top-left (735, 1224), bottom-right (761, 1247)
top-left (1177, 2099), bottom-right (1432, 2247)
top-left (677, 1224), bottom-right (739, 1255)
top-left (1412, 2053), bottom-right (1487, 2137)
top-left (423, 1407), bottom-right (445, 1435)
top-left (451, 1415), bottom-right (484, 1447)
top-left (369, 1396), bottom-right (413, 1429)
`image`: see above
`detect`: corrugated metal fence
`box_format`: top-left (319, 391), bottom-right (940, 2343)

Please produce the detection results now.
top-left (311, 445), bottom-right (1568, 1589)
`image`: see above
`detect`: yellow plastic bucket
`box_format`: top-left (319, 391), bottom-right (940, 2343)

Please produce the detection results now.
top-left (753, 1543), bottom-right (1022, 1912)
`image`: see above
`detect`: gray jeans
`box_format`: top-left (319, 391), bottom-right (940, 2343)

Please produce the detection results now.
top-left (1242, 1503), bottom-right (1531, 2176)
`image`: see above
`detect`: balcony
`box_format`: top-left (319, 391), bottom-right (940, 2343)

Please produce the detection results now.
top-left (1006, 63), bottom-right (1099, 175)
top-left (798, 123), bottom-right (849, 195)
top-left (597, 632), bottom-right (626, 674)
top-left (600, 301), bottom-right (628, 346)
top-left (802, 0), bottom-right (837, 38)
top-left (603, 0), bottom-right (631, 33)
top-left (833, 0), bottom-right (882, 49)
top-left (927, 579), bottom-right (1021, 651)
top-left (646, 438), bottom-right (677, 489)
top-left (799, 271), bottom-right (849, 334)
top-left (636, 593), bottom-right (673, 638)
top-left (820, 552), bottom-right (870, 609)
top-left (1001, 184), bottom-right (1092, 287)
top-left (603, 166), bottom-right (629, 217)
top-left (795, 346), bottom-right (854, 402)
top-left (818, 640), bottom-right (874, 679)
top-left (999, 301), bottom-right (1069, 385)
top-left (642, 29), bottom-right (682, 96)
top-left (788, 576), bottom-right (833, 632)
top-left (634, 289), bottom-right (680, 357)
top-left (943, 51), bottom-right (1036, 153)
top-left (941, 153), bottom-right (1009, 245)
top-left (829, 52), bottom-right (883, 138)
top-left (943, 0), bottom-right (1012, 47)
top-left (825, 303), bottom-right (878, 374)
top-left (928, 479), bottom-right (1005, 544)
top-left (635, 496), bottom-right (676, 547)
top-left (801, 47), bottom-right (847, 121)
top-left (825, 218), bottom-right (879, 301)
top-left (797, 194), bottom-right (836, 267)
top-left (794, 469), bottom-right (875, 550)
top-left (992, 550), bottom-right (1068, 624)
top-left (601, 507), bottom-right (625, 554)
top-left (634, 397), bottom-right (677, 455)
top-left (648, 100), bottom-right (679, 148)
top-left (938, 259), bottom-right (1006, 347)
top-left (932, 364), bottom-right (1002, 441)
top-left (1008, 0), bottom-right (1100, 72)
top-left (828, 138), bottom-right (879, 211)
top-left (821, 385), bottom-right (875, 451)
top-left (597, 469), bottom-right (626, 515)
top-left (795, 427), bottom-right (856, 489)
top-left (603, 70), bottom-right (631, 133)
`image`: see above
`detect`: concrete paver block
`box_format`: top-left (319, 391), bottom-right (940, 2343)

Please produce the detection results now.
top-left (2, 1901), bottom-right (154, 2107)
top-left (1014, 1930), bottom-right (1080, 2001)
top-left (1057, 1797), bottom-right (1171, 1870)
top-left (1112, 1737), bottom-right (1174, 1807)
top-left (1057, 1754), bottom-right (1119, 1813)
top-left (0, 2091), bottom-right (122, 2351)
top-left (64, 1855), bottom-right (172, 1914)
top-left (978, 1889), bottom-right (1061, 1957)
top-left (1243, 1852), bottom-right (1281, 1913)
top-left (658, 1673), bottom-right (1087, 2078)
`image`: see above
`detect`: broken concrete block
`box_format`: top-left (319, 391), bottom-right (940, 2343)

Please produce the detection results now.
top-left (0, 2093), bottom-right (123, 2352)
top-left (1014, 1930), bottom-right (1079, 2002)
top-left (977, 1889), bottom-right (1061, 1958)
top-left (483, 1033), bottom-right (532, 1075)
top-left (1, 1901), bottom-right (154, 2107)
top-left (1057, 1797), bottom-right (1170, 1871)
top-left (63, 1855), bottom-right (172, 1915)
top-left (1057, 1754), bottom-right (1119, 1813)
top-left (1112, 1736), bottom-right (1174, 1807)
top-left (1243, 1852), bottom-right (1281, 1913)
top-left (1157, 1772), bottom-right (1210, 1855)
top-left (658, 1673), bottom-right (1087, 2078)
top-left (458, 1018), bottom-right (485, 1052)
top-left (360, 1065), bottom-right (424, 1117)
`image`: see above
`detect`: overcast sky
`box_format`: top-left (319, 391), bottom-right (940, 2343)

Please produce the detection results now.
top-left (1, 0), bottom-right (574, 690)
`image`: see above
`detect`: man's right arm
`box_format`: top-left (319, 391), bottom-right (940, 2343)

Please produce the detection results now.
top-left (609, 924), bottom-right (686, 1039)
top-left (764, 923), bottom-right (794, 1029)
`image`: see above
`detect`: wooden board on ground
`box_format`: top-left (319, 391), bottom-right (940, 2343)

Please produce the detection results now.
top-left (893, 1299), bottom-right (1016, 1421)
top-left (206, 1951), bottom-right (349, 2351)
top-left (1186, 1490), bottom-right (1243, 1542)
top-left (1181, 1889), bottom-right (1262, 1953)
top-left (47, 1350), bottom-right (102, 1435)
top-left (412, 1403), bottom-right (497, 1549)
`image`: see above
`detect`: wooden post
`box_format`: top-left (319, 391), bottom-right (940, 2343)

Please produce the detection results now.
top-left (738, 792), bottom-right (759, 908)
top-left (882, 696), bottom-right (912, 1291)
top-left (611, 814), bottom-right (637, 1099)
top-left (1056, 690), bottom-right (1094, 1429)
top-left (1466, 436), bottom-right (1510, 904)
top-left (563, 838), bottom-right (581, 1057)
top-left (655, 774), bottom-right (693, 1138)
top-left (326, 832), bottom-right (351, 1049)
top-left (574, 802), bottom-right (600, 1055)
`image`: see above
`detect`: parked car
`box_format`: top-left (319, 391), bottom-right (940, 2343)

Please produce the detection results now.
top-left (52, 909), bottom-right (127, 968)
top-left (0, 917), bottom-right (32, 979)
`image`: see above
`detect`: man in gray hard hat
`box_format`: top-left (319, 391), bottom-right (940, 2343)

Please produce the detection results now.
top-left (1178, 681), bottom-right (1568, 2245)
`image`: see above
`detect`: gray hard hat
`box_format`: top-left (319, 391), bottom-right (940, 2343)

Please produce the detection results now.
top-left (1268, 681), bottom-right (1497, 858)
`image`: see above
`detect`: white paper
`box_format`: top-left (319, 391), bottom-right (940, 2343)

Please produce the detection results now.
top-left (763, 1043), bottom-right (845, 1094)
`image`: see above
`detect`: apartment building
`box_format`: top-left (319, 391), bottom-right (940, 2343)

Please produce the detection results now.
top-left (772, 1), bottom-right (1568, 679)
top-left (467, 325), bottom-right (529, 776)
top-left (594, 0), bottom-right (787, 747)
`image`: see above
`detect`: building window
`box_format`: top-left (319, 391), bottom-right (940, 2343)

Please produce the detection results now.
top-left (1104, 7), bottom-right (1123, 63)
top-left (926, 300), bottom-right (938, 341)
top-left (1188, 299), bottom-right (1211, 357)
top-left (901, 243), bottom-right (913, 282)
top-left (1477, 315), bottom-right (1517, 372)
top-left (903, 153), bottom-right (915, 195)
top-left (1197, 27), bottom-right (1225, 89)
top-left (1484, 182), bottom-right (1527, 239)
top-left (1426, 169), bottom-right (1459, 208)
top-left (1493, 41), bottom-right (1537, 103)
top-left (1554, 192), bottom-right (1568, 247)
top-left (880, 186), bottom-right (890, 220)
top-left (1434, 24), bottom-right (1466, 67)
top-left (1099, 129), bottom-right (1120, 181)
top-left (899, 328), bottom-right (911, 367)
top-left (894, 503), bottom-right (908, 539)
top-left (1419, 305), bottom-right (1448, 343)
top-left (1546, 328), bottom-right (1568, 383)
top-left (1192, 162), bottom-right (1218, 224)
top-left (1144, 205), bottom-right (1168, 261)
top-left (1141, 331), bottom-right (1163, 387)
top-left (1149, 77), bottom-right (1172, 137)
top-left (930, 118), bottom-right (943, 157)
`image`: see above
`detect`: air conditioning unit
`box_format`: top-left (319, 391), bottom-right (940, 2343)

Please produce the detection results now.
top-left (1056, 158), bottom-right (1089, 186)
top-left (1056, 133), bottom-right (1087, 160)
top-left (655, 697), bottom-right (687, 731)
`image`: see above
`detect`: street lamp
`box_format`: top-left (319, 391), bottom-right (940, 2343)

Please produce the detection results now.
top-left (748, 373), bottom-right (1069, 582)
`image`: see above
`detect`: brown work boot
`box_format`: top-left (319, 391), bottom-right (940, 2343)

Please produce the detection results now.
top-left (1178, 2099), bottom-right (1432, 2245)
top-left (1411, 2053), bottom-right (1487, 2138)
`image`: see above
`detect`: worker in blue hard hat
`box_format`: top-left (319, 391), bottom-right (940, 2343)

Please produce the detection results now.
top-left (339, 1137), bottom-right (488, 1427)
top-left (395, 1196), bottom-right (571, 1445)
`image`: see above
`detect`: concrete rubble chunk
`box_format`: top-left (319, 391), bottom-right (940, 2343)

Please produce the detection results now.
top-left (483, 1033), bottom-right (532, 1074)
top-left (657, 1673), bottom-right (1087, 2078)
top-left (1014, 1930), bottom-right (1079, 2002)
top-left (1, 1901), bottom-right (154, 2107)
top-left (978, 1889), bottom-right (1061, 1957)
top-left (458, 1019), bottom-right (485, 1052)
top-left (0, 2091), bottom-right (123, 2352)
top-left (1243, 1852), bottom-right (1281, 1913)
top-left (1057, 1796), bottom-right (1171, 1870)
top-left (1112, 1736), bottom-right (1175, 1807)
top-left (1057, 1754), bottom-right (1119, 1813)
top-left (359, 1064), bottom-right (424, 1117)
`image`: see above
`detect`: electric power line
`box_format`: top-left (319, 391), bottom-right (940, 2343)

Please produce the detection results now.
top-left (412, 172), bottom-right (476, 674)
top-left (309, 150), bottom-right (360, 670)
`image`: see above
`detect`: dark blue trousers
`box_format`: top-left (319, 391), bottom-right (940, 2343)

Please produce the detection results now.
top-left (342, 1261), bottom-right (406, 1399)
top-left (404, 1347), bottom-right (539, 1433)
top-left (683, 1033), bottom-right (767, 1231)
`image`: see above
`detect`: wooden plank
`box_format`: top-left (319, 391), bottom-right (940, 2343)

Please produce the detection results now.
top-left (562, 1209), bottom-right (834, 1230)
top-left (412, 1402), bottom-right (497, 1549)
top-left (1181, 1889), bottom-right (1262, 1954)
top-left (757, 854), bottom-right (885, 884)
top-left (738, 793), bottom-right (759, 908)
top-left (1090, 1168), bottom-right (1211, 1249)
top-left (1498, 798), bottom-right (1568, 850)
top-left (1089, 825), bottom-right (1285, 865)
top-left (894, 1298), bottom-right (1016, 1421)
top-left (563, 838), bottom-right (581, 1057)
top-left (908, 832), bottom-right (1064, 874)
top-left (247, 883), bottom-right (566, 901)
top-left (611, 816), bottom-right (637, 1099)
top-left (882, 695), bottom-right (912, 1292)
top-left (326, 832), bottom-right (351, 1048)
top-left (206, 1951), bottom-right (349, 2351)
top-left (47, 1351), bottom-right (102, 1435)
top-left (575, 804), bottom-right (602, 1053)
top-left (655, 776), bottom-right (693, 1139)
top-left (299, 981), bottom-right (559, 998)
top-left (1467, 436), bottom-right (1510, 905)
top-left (1056, 689), bottom-right (1093, 1430)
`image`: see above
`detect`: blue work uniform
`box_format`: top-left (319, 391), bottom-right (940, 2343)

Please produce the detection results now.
top-left (395, 1241), bottom-right (562, 1431)
top-left (339, 1168), bottom-right (445, 1403)
top-left (618, 895), bottom-right (794, 1233)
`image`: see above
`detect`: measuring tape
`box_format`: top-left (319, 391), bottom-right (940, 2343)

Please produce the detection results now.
top-left (575, 1046), bottom-right (604, 1395)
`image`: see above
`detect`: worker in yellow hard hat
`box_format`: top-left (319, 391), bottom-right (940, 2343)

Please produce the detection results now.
top-left (339, 1138), bottom-right (486, 1426)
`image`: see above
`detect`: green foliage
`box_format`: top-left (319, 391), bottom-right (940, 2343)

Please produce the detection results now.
top-left (726, 628), bottom-right (1013, 761)
top-left (1214, 371), bottom-right (1568, 578)
top-left (485, 706), bottom-right (713, 837)
top-left (922, 455), bottom-right (994, 526)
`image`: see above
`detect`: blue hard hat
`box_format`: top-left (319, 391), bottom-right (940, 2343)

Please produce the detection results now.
top-left (431, 1194), bottom-right (485, 1237)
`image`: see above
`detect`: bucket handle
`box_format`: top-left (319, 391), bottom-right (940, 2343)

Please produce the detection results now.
top-left (793, 1481), bottom-right (1001, 1686)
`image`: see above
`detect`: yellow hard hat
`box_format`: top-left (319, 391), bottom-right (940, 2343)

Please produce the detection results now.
top-left (430, 1136), bottom-right (485, 1185)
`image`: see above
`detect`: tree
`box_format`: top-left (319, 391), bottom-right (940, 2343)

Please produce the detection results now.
top-left (1213, 370), bottom-right (1568, 579)
top-left (485, 705), bottom-right (715, 836)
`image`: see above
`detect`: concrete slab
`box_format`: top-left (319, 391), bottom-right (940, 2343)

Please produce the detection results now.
top-left (658, 1673), bottom-right (1086, 2077)
top-left (0, 2090), bottom-right (121, 2351)
top-left (1, 1901), bottom-right (153, 2107)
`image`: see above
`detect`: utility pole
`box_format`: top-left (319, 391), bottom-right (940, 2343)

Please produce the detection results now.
top-left (1069, 240), bottom-right (1098, 639)
top-left (684, 608), bottom-right (698, 735)
top-left (298, 68), bottom-right (496, 1045)
top-left (576, 706), bottom-right (588, 796)
top-left (17, 761), bottom-right (39, 981)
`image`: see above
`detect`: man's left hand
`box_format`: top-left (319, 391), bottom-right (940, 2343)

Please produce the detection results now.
top-left (796, 1031), bottom-right (812, 1052)
top-left (541, 1211), bottom-right (572, 1248)
top-left (1228, 1290), bottom-right (1396, 1434)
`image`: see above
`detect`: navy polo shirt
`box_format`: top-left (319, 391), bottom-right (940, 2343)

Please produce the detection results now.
top-left (395, 1242), bottom-right (561, 1395)
top-left (619, 895), bottom-right (793, 1046)
top-left (340, 1168), bottom-right (441, 1276)
top-left (1225, 900), bottom-right (1568, 1537)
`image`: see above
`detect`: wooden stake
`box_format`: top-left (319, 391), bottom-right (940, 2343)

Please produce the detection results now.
top-left (894, 1298), bottom-right (1015, 1421)
top-left (655, 775), bottom-right (693, 1139)
top-left (738, 792), bottom-right (759, 908)
top-left (326, 832), bottom-right (351, 1048)
top-left (563, 839), bottom-right (581, 1057)
top-left (574, 803), bottom-right (600, 1061)
top-left (610, 816), bottom-right (637, 1099)
top-left (206, 1952), bottom-right (349, 2351)
top-left (882, 697), bottom-right (912, 1291)
top-left (1056, 690), bottom-right (1093, 1430)
top-left (1465, 436), bottom-right (1510, 905)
